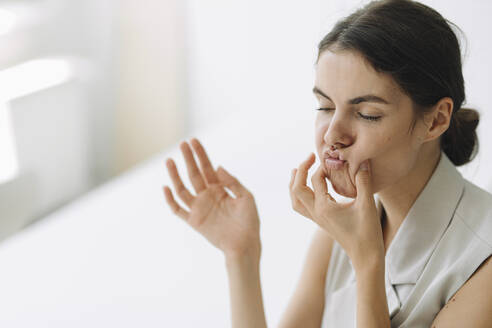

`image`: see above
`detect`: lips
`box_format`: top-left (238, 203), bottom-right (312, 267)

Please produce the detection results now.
top-left (324, 149), bottom-right (344, 161)
top-left (323, 150), bottom-right (346, 170)
top-left (325, 157), bottom-right (346, 170)
top-left (328, 154), bottom-right (341, 160)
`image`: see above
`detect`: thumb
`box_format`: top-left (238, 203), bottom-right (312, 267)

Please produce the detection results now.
top-left (355, 159), bottom-right (372, 205)
top-left (216, 166), bottom-right (250, 198)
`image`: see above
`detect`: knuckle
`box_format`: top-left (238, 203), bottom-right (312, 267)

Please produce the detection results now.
top-left (199, 161), bottom-right (209, 170)
top-left (291, 197), bottom-right (302, 208)
top-left (190, 171), bottom-right (202, 179)
top-left (171, 204), bottom-right (179, 214)
top-left (177, 189), bottom-right (189, 200)
top-left (190, 166), bottom-right (202, 177)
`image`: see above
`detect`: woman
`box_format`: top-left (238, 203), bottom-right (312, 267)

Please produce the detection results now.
top-left (163, 0), bottom-right (492, 327)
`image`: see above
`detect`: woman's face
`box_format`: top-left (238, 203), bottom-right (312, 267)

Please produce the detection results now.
top-left (314, 49), bottom-right (426, 198)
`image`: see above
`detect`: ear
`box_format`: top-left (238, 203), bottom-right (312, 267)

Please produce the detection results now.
top-left (422, 97), bottom-right (453, 142)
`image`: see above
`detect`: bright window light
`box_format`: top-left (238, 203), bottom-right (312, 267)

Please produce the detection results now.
top-left (0, 58), bottom-right (73, 183)
top-left (0, 59), bottom-right (72, 102)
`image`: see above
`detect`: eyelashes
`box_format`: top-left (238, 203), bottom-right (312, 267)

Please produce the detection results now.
top-left (315, 107), bottom-right (382, 122)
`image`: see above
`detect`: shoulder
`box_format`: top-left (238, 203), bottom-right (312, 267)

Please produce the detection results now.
top-left (430, 254), bottom-right (492, 327)
top-left (455, 179), bottom-right (492, 247)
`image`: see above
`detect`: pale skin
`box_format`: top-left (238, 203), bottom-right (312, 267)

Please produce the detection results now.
top-left (162, 49), bottom-right (492, 327)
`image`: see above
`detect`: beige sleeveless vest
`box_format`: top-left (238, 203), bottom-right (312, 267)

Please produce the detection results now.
top-left (320, 151), bottom-right (492, 328)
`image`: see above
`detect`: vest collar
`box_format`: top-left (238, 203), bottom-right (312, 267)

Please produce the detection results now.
top-left (375, 151), bottom-right (465, 285)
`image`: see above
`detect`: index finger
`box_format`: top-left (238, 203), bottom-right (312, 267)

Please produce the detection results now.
top-left (312, 165), bottom-right (336, 202)
top-left (293, 152), bottom-right (315, 189)
top-left (190, 138), bottom-right (219, 185)
top-left (311, 164), bottom-right (328, 195)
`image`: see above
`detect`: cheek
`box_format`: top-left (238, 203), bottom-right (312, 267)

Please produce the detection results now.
top-left (314, 117), bottom-right (327, 136)
top-left (348, 134), bottom-right (396, 187)
top-left (367, 134), bottom-right (418, 191)
top-left (314, 122), bottom-right (328, 150)
top-left (350, 137), bottom-right (381, 164)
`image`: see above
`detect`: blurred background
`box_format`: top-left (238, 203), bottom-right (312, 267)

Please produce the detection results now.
top-left (0, 0), bottom-right (491, 327)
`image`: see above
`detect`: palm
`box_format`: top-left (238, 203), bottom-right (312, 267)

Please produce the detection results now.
top-left (163, 138), bottom-right (261, 256)
top-left (189, 185), bottom-right (259, 254)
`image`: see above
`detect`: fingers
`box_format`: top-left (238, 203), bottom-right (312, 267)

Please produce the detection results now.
top-left (162, 185), bottom-right (190, 221)
top-left (190, 138), bottom-right (219, 185)
top-left (311, 165), bottom-right (336, 202)
top-left (216, 166), bottom-right (250, 198)
top-left (293, 152), bottom-right (315, 188)
top-left (292, 152), bottom-right (316, 213)
top-left (165, 158), bottom-right (195, 208)
top-left (355, 159), bottom-right (372, 205)
top-left (311, 164), bottom-right (328, 195)
top-left (289, 168), bottom-right (313, 219)
top-left (180, 141), bottom-right (207, 193)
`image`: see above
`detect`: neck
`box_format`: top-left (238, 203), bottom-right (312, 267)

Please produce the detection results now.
top-left (376, 145), bottom-right (442, 242)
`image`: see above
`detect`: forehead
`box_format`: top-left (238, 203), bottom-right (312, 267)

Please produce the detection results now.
top-left (315, 50), bottom-right (401, 102)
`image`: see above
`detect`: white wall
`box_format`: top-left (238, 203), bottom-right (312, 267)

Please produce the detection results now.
top-left (184, 0), bottom-right (323, 130)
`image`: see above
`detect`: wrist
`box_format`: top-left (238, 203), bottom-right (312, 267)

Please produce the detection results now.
top-left (353, 250), bottom-right (385, 276)
top-left (224, 243), bottom-right (262, 267)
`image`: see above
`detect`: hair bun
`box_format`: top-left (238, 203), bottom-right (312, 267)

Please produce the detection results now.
top-left (441, 107), bottom-right (480, 166)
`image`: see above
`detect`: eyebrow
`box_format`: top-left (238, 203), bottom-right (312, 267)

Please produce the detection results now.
top-left (312, 86), bottom-right (390, 105)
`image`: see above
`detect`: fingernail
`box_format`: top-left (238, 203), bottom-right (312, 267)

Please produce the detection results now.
top-left (360, 160), bottom-right (369, 171)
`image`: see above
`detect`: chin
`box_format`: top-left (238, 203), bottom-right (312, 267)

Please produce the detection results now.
top-left (332, 182), bottom-right (357, 199)
top-left (325, 166), bottom-right (357, 199)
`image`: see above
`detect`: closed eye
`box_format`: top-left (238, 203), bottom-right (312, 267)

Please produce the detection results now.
top-left (315, 107), bottom-right (381, 122)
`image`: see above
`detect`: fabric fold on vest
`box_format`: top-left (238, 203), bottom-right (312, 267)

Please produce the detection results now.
top-left (381, 151), bottom-right (465, 285)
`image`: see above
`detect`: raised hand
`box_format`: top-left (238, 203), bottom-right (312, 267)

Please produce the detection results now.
top-left (162, 138), bottom-right (261, 259)
top-left (290, 152), bottom-right (384, 271)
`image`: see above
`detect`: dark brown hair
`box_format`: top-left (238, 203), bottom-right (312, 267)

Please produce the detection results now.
top-left (316, 0), bottom-right (479, 166)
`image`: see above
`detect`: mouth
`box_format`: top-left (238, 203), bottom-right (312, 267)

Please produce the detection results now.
top-left (324, 148), bottom-right (345, 160)
top-left (324, 156), bottom-right (346, 170)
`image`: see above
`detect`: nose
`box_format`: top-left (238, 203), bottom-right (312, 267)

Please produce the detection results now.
top-left (323, 110), bottom-right (354, 148)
